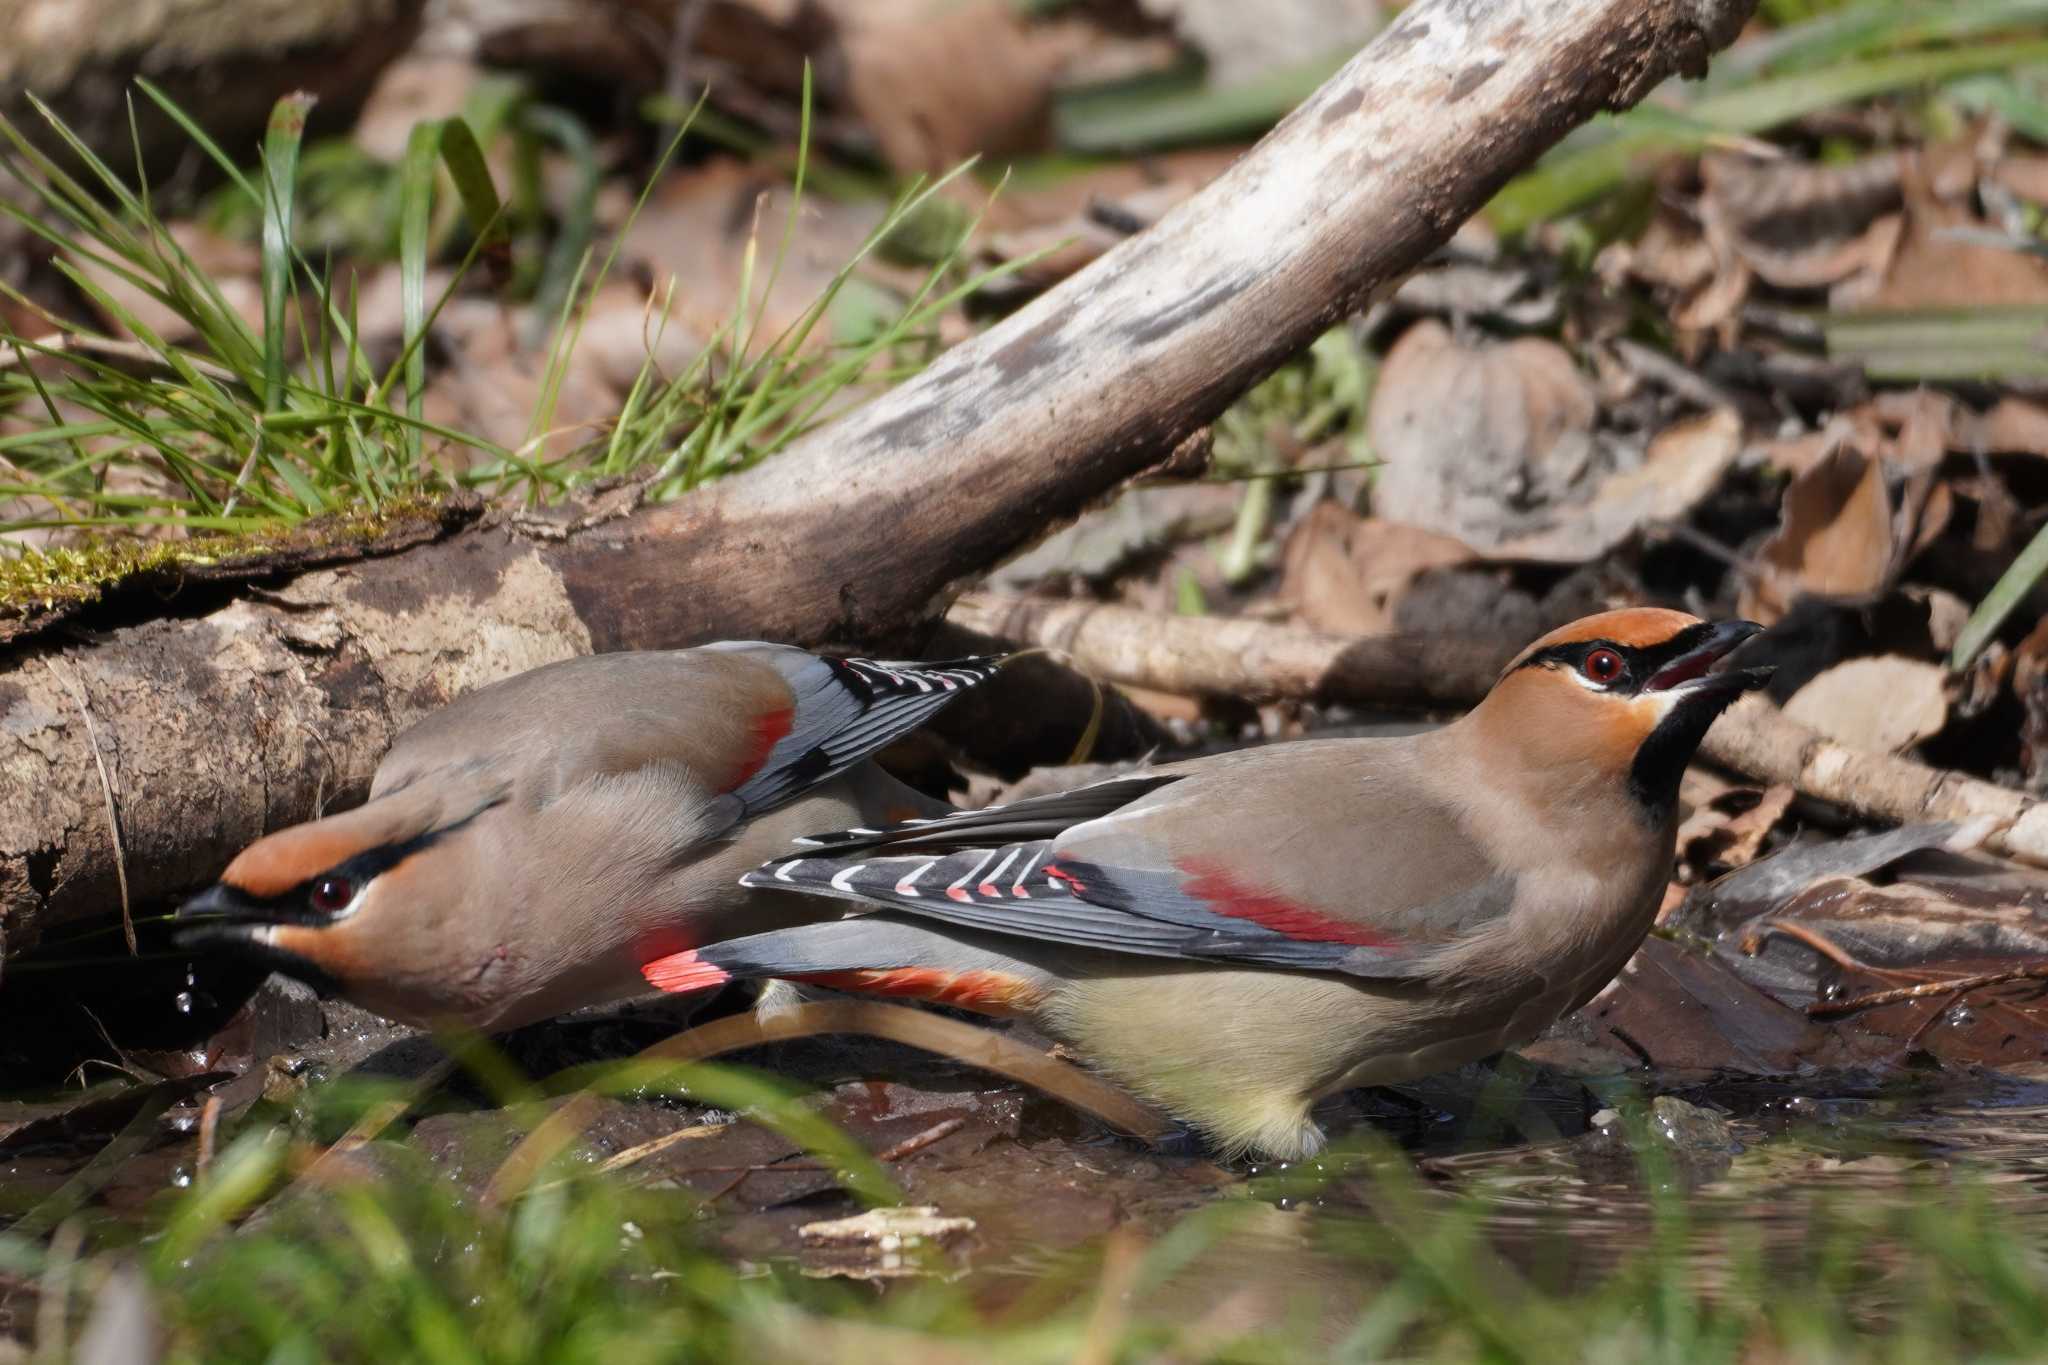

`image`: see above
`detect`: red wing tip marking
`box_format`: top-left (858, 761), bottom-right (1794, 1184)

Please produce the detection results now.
top-left (730, 707), bottom-right (796, 790)
top-left (1175, 857), bottom-right (1403, 949)
top-left (642, 950), bottom-right (732, 994)
top-left (1044, 864), bottom-right (1088, 893)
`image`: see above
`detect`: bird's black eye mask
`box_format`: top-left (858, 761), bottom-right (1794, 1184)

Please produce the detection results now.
top-left (177, 808), bottom-right (491, 929)
top-left (1513, 623), bottom-right (1723, 696)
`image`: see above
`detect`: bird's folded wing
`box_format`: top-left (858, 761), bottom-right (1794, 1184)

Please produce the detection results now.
top-left (737, 744), bottom-right (1517, 979)
top-left (740, 839), bottom-right (1512, 979)
top-left (717, 648), bottom-right (1004, 816)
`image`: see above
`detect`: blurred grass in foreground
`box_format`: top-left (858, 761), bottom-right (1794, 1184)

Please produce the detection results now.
top-left (3, 1057), bottom-right (2047, 1362)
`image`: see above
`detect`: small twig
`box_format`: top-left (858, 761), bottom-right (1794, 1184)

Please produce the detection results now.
top-left (593, 1115), bottom-right (965, 1197)
top-left (195, 1094), bottom-right (222, 1177)
top-left (50, 659), bottom-right (133, 954)
top-left (1809, 965), bottom-right (2048, 1020)
top-left (1747, 920), bottom-right (2048, 1038)
top-left (1902, 987), bottom-right (1968, 1051)
top-left (872, 1116), bottom-right (967, 1163)
top-left (702, 1169), bottom-right (752, 1205)
top-left (1611, 338), bottom-right (1744, 413)
top-left (593, 1120), bottom-right (726, 1176)
top-left (1742, 919), bottom-right (1869, 973)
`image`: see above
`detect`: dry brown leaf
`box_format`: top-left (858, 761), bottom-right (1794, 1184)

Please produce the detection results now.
top-left (1605, 209), bottom-right (1716, 296)
top-left (1991, 153), bottom-right (2048, 206)
top-left (825, 0), bottom-right (1089, 172)
top-left (619, 158), bottom-right (901, 355)
top-left (1493, 406), bottom-right (1744, 562)
top-left (2015, 615), bottom-right (2048, 794)
top-left (1677, 783), bottom-right (1795, 877)
top-left (419, 298), bottom-right (622, 464)
top-left (1783, 656), bottom-right (1949, 753)
top-left (1742, 443), bottom-right (1894, 622)
top-left (993, 481), bottom-right (1240, 588)
top-left (1967, 397), bottom-right (2048, 457)
top-left (1368, 320), bottom-right (1601, 554)
top-left (1877, 388), bottom-right (1955, 472)
top-left (1754, 408), bottom-right (1887, 478)
top-left (1698, 150), bottom-right (1905, 290)
top-left (1853, 148), bottom-right (2048, 311)
top-left (1278, 502), bottom-right (1475, 634)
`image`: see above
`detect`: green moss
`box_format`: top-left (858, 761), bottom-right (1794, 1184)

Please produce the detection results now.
top-left (0, 494), bottom-right (460, 618)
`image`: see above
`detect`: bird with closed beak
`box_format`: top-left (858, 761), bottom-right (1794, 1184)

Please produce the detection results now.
top-left (177, 644), bottom-right (1002, 1031)
top-left (639, 609), bottom-right (1770, 1160)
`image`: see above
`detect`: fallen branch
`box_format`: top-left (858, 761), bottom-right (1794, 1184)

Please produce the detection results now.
top-left (0, 0), bottom-right (1756, 957)
top-left (949, 593), bottom-right (1508, 709)
top-left (956, 594), bottom-right (2048, 868)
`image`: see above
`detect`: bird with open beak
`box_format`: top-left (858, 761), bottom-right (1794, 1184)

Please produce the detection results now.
top-left (639, 609), bottom-right (1771, 1160)
top-left (177, 644), bottom-right (1001, 1031)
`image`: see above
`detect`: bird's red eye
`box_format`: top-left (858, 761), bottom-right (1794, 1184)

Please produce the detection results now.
top-left (1583, 649), bottom-right (1624, 684)
top-left (310, 876), bottom-right (355, 913)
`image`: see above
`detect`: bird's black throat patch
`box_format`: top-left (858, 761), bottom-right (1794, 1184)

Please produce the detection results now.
top-left (1627, 686), bottom-right (1744, 817)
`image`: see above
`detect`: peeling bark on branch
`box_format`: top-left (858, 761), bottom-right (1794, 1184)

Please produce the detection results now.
top-left (0, 0), bottom-right (1757, 958)
top-left (959, 596), bottom-right (2048, 868)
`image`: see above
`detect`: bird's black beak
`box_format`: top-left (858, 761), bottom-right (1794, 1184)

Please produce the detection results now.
top-left (1645, 619), bottom-right (1772, 698)
top-left (173, 885), bottom-right (344, 995)
top-left (172, 883), bottom-right (268, 956)
top-left (176, 882), bottom-right (251, 922)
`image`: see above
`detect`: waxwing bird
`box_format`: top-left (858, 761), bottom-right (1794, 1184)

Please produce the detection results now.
top-left (176, 645), bottom-right (1002, 1031)
top-left (639, 610), bottom-right (1770, 1160)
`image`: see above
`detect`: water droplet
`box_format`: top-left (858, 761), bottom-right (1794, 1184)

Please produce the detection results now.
top-left (174, 991), bottom-right (194, 1015)
top-left (170, 1167), bottom-right (193, 1188)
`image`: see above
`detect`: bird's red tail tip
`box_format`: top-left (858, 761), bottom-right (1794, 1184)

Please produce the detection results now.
top-left (641, 950), bottom-right (731, 994)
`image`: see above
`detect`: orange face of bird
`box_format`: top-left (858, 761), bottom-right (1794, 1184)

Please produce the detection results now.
top-left (1478, 608), bottom-right (1770, 811)
top-left (175, 786), bottom-right (498, 1009)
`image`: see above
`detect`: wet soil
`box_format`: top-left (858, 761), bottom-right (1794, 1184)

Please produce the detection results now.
top-left (3, 825), bottom-right (2047, 1340)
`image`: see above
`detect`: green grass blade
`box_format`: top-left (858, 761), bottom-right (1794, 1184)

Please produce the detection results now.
top-left (1953, 520), bottom-right (2048, 670)
top-left (260, 94), bottom-right (318, 417)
